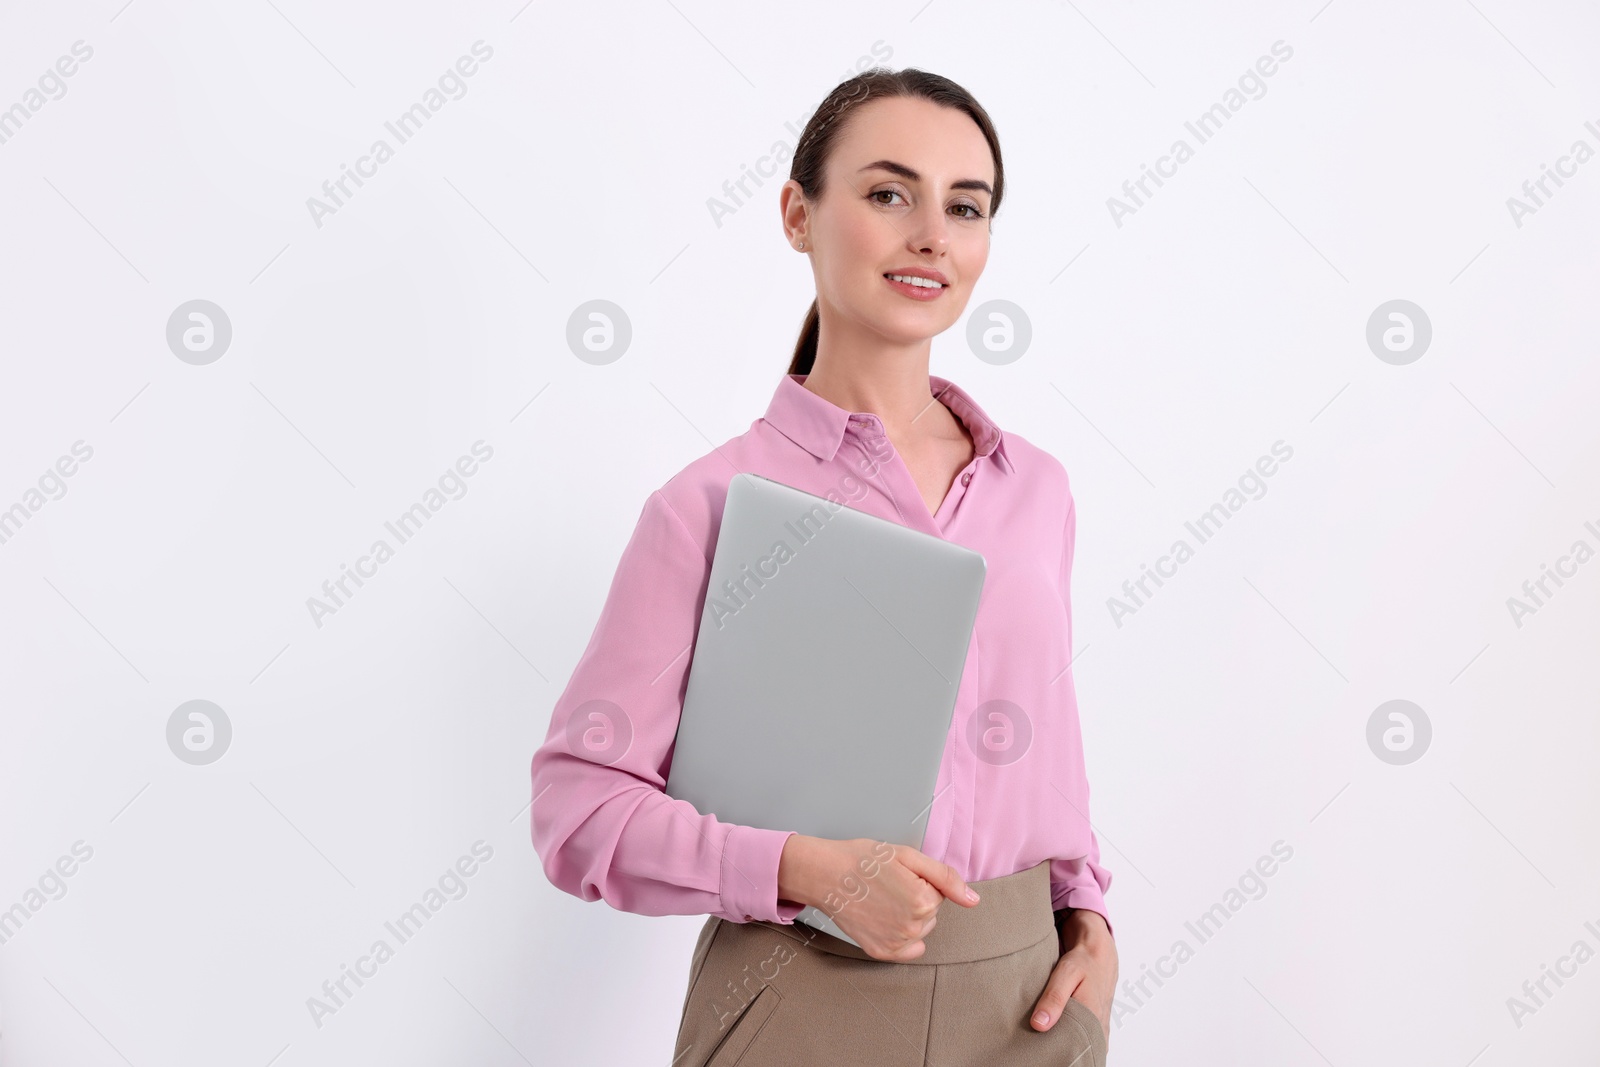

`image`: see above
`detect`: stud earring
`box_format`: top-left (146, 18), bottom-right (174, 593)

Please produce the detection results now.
top-left (797, 239), bottom-right (806, 250)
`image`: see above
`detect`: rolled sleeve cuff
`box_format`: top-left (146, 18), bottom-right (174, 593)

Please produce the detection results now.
top-left (1054, 883), bottom-right (1114, 942)
top-left (720, 825), bottom-right (803, 924)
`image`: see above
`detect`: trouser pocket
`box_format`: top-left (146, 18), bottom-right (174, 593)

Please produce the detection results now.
top-left (702, 983), bottom-right (781, 1067)
top-left (674, 918), bottom-right (792, 1067)
top-left (1060, 995), bottom-right (1108, 1066)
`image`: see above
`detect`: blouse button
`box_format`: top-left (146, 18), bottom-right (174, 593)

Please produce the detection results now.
top-left (961, 472), bottom-right (972, 486)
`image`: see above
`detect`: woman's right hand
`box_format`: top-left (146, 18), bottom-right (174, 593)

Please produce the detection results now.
top-left (777, 835), bottom-right (981, 962)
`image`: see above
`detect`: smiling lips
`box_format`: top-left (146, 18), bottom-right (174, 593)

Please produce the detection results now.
top-left (883, 271), bottom-right (949, 300)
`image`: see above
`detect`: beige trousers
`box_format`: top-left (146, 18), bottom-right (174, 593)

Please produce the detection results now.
top-left (671, 859), bottom-right (1108, 1066)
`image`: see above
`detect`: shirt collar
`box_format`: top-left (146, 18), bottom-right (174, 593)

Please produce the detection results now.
top-left (762, 372), bottom-right (1016, 475)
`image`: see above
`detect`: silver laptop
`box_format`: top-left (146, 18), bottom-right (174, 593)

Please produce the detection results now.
top-left (663, 472), bottom-right (986, 946)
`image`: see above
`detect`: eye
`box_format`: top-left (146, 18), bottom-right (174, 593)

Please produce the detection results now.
top-left (869, 188), bottom-right (987, 219)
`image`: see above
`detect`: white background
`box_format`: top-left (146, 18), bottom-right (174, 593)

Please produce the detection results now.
top-left (1, 1), bottom-right (1597, 1064)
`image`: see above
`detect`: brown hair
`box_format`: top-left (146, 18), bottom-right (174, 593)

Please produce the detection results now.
top-left (785, 68), bottom-right (1005, 377)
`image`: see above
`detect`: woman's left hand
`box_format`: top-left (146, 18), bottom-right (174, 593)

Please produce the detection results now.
top-left (1029, 908), bottom-right (1117, 1045)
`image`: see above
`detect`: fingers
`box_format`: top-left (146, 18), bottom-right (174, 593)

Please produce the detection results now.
top-left (863, 910), bottom-right (939, 962)
top-left (847, 843), bottom-right (977, 962)
top-left (881, 935), bottom-right (928, 963)
top-left (1029, 965), bottom-right (1080, 1032)
top-left (895, 846), bottom-right (980, 907)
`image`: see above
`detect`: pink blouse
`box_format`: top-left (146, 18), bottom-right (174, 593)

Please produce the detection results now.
top-left (530, 373), bottom-right (1114, 937)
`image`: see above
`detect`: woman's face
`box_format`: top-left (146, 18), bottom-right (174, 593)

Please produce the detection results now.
top-left (787, 95), bottom-right (995, 349)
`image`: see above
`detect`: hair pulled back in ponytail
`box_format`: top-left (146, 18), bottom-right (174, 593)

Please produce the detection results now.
top-left (785, 68), bottom-right (1005, 377)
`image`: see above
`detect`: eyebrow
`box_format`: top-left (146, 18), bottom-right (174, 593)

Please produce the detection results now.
top-left (858, 159), bottom-right (993, 198)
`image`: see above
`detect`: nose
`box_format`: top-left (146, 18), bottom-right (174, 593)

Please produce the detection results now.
top-left (908, 202), bottom-right (950, 257)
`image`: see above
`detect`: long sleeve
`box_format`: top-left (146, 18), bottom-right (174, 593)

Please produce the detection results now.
top-left (529, 489), bottom-right (804, 925)
top-left (1048, 492), bottom-right (1116, 939)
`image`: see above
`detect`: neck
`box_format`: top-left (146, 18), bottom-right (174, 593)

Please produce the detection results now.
top-left (800, 333), bottom-right (943, 437)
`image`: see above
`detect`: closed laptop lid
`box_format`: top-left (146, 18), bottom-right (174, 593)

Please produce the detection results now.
top-left (664, 472), bottom-right (986, 943)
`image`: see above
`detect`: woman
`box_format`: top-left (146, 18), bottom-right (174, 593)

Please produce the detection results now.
top-left (530, 68), bottom-right (1117, 1065)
